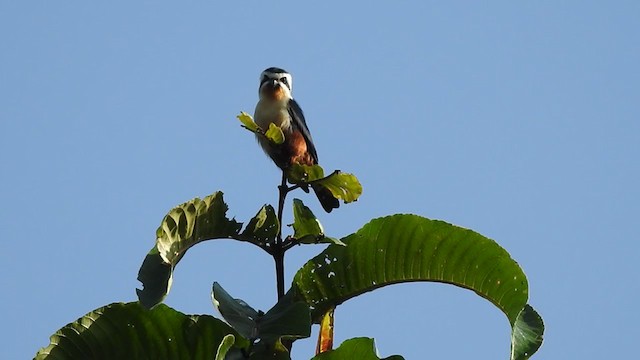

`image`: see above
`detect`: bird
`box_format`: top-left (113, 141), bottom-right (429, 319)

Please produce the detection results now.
top-left (253, 67), bottom-right (339, 213)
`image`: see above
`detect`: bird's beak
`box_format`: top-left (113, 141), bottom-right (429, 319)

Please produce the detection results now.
top-left (260, 79), bottom-right (285, 101)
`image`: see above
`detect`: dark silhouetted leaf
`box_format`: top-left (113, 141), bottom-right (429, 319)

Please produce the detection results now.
top-left (212, 282), bottom-right (260, 340)
top-left (511, 305), bottom-right (544, 360)
top-left (242, 204), bottom-right (279, 245)
top-left (212, 283), bottom-right (311, 345)
top-left (35, 302), bottom-right (248, 360)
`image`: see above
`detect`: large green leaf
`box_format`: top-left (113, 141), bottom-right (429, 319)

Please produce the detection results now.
top-left (290, 214), bottom-right (544, 359)
top-left (311, 338), bottom-right (404, 360)
top-left (137, 192), bottom-right (243, 308)
top-left (35, 302), bottom-right (248, 360)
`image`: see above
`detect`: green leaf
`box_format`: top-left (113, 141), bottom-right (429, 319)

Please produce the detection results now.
top-left (212, 282), bottom-right (260, 340)
top-left (35, 302), bottom-right (248, 360)
top-left (241, 205), bottom-right (279, 245)
top-left (292, 199), bottom-right (324, 243)
top-left (290, 199), bottom-right (343, 245)
top-left (511, 305), bottom-right (545, 360)
top-left (215, 334), bottom-right (236, 360)
top-left (237, 111), bottom-right (259, 132)
top-left (315, 171), bottom-right (362, 203)
top-left (156, 192), bottom-right (243, 264)
top-left (136, 248), bottom-right (173, 308)
top-left (259, 293), bottom-right (311, 344)
top-left (320, 237), bottom-right (347, 246)
top-left (236, 111), bottom-right (284, 148)
top-left (290, 214), bottom-right (543, 359)
top-left (286, 165), bottom-right (362, 205)
top-left (211, 283), bottom-right (311, 345)
top-left (137, 192), bottom-right (243, 309)
top-left (248, 346), bottom-right (292, 360)
top-left (287, 164), bottom-right (325, 184)
top-left (311, 338), bottom-right (404, 360)
top-left (265, 123), bottom-right (285, 145)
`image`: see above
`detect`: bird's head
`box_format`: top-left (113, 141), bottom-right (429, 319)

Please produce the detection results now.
top-left (259, 67), bottom-right (293, 102)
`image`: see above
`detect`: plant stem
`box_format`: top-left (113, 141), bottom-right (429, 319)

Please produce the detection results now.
top-left (274, 172), bottom-right (288, 299)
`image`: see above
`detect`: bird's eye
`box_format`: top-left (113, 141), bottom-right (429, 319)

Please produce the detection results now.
top-left (280, 77), bottom-right (289, 85)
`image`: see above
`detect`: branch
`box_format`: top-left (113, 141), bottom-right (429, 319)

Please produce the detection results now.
top-left (273, 172), bottom-right (288, 299)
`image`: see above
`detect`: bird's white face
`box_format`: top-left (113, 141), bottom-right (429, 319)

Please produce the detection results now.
top-left (259, 69), bottom-right (293, 101)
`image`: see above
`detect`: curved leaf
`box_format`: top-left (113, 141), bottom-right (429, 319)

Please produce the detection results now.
top-left (311, 338), bottom-right (404, 360)
top-left (290, 214), bottom-right (544, 359)
top-left (511, 305), bottom-right (545, 360)
top-left (216, 334), bottom-right (236, 360)
top-left (155, 192), bottom-right (243, 264)
top-left (35, 302), bottom-right (248, 360)
top-left (137, 192), bottom-right (243, 308)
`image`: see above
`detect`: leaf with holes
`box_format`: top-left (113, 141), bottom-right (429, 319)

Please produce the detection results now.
top-left (287, 164), bottom-right (325, 184)
top-left (241, 204), bottom-right (279, 245)
top-left (136, 192), bottom-right (243, 309)
top-left (289, 214), bottom-right (544, 360)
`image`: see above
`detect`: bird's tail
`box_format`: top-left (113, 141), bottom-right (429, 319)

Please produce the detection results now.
top-left (312, 184), bottom-right (340, 213)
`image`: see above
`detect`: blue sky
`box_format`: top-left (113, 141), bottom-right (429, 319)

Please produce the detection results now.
top-left (1, 2), bottom-right (638, 359)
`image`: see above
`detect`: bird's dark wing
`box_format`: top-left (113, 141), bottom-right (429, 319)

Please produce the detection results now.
top-left (287, 98), bottom-right (318, 163)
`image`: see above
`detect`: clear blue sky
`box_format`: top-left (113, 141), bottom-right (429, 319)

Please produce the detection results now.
top-left (1, 2), bottom-right (638, 359)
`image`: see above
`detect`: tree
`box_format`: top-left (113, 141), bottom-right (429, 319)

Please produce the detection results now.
top-left (35, 113), bottom-right (544, 359)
